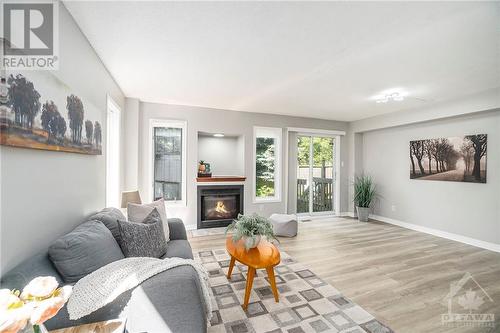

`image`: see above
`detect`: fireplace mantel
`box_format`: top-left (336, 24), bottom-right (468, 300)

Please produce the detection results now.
top-left (196, 176), bottom-right (246, 183)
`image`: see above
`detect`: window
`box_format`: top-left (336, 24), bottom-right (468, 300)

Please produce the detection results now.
top-left (254, 126), bottom-right (282, 202)
top-left (106, 96), bottom-right (121, 207)
top-left (149, 119), bottom-right (187, 206)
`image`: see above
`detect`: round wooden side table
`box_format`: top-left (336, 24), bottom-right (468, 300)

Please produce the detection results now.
top-left (225, 236), bottom-right (281, 310)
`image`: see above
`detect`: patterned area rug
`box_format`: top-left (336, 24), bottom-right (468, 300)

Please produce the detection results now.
top-left (195, 248), bottom-right (394, 333)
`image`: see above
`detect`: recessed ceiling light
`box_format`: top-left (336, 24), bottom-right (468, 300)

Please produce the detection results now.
top-left (213, 133), bottom-right (224, 137)
top-left (373, 89), bottom-right (408, 103)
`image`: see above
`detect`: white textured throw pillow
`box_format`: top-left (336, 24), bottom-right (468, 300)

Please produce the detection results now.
top-left (127, 198), bottom-right (170, 241)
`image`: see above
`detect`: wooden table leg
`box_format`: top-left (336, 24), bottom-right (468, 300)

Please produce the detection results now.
top-left (266, 267), bottom-right (279, 302)
top-left (227, 256), bottom-right (236, 279)
top-left (243, 267), bottom-right (256, 310)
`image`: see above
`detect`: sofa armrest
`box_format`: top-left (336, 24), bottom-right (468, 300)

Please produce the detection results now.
top-left (168, 218), bottom-right (187, 240)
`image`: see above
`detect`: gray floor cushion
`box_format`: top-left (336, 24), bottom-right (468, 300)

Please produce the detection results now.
top-left (270, 213), bottom-right (298, 237)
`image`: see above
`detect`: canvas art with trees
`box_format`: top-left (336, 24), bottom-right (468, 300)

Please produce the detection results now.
top-left (0, 72), bottom-right (102, 155)
top-left (410, 135), bottom-right (487, 183)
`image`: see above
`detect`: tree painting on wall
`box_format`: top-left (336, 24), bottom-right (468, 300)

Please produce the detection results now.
top-left (0, 71), bottom-right (102, 155)
top-left (409, 134), bottom-right (487, 183)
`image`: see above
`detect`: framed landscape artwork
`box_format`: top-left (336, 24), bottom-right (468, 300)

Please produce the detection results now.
top-left (409, 134), bottom-right (487, 183)
top-left (0, 70), bottom-right (102, 155)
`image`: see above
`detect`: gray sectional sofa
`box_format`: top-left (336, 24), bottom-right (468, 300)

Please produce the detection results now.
top-left (0, 208), bottom-right (207, 333)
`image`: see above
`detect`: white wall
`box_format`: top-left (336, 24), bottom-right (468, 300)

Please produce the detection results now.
top-left (198, 135), bottom-right (245, 176)
top-left (0, 4), bottom-right (125, 274)
top-left (123, 98), bottom-right (140, 190)
top-left (360, 110), bottom-right (500, 246)
top-left (129, 102), bottom-right (349, 229)
top-left (351, 88), bottom-right (500, 133)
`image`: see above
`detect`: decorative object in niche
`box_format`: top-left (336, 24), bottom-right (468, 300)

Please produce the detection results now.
top-left (198, 160), bottom-right (212, 177)
top-left (0, 71), bottom-right (103, 155)
top-left (410, 134), bottom-right (487, 183)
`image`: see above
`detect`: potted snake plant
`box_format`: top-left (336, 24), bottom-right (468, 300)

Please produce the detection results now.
top-left (353, 175), bottom-right (377, 222)
top-left (225, 213), bottom-right (278, 250)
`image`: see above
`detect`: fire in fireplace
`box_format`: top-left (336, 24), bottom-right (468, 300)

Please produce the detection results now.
top-left (197, 185), bottom-right (243, 229)
top-left (204, 196), bottom-right (237, 220)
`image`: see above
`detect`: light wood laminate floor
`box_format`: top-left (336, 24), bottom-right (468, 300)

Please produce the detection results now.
top-left (189, 217), bottom-right (500, 333)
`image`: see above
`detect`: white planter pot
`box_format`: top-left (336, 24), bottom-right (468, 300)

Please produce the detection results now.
top-left (356, 207), bottom-right (370, 222)
top-left (244, 235), bottom-right (261, 249)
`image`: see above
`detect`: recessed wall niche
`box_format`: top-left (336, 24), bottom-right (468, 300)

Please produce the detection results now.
top-left (197, 132), bottom-right (245, 176)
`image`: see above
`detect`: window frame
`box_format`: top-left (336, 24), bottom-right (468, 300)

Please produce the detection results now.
top-left (105, 95), bottom-right (121, 207)
top-left (253, 126), bottom-right (282, 203)
top-left (148, 119), bottom-right (187, 207)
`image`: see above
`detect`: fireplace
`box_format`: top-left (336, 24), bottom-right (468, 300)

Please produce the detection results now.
top-left (197, 185), bottom-right (244, 229)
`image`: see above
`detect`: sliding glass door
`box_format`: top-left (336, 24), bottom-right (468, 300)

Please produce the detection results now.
top-left (296, 135), bottom-right (336, 215)
top-left (296, 136), bottom-right (311, 213)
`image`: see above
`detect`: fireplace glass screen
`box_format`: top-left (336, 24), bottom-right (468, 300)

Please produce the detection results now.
top-left (202, 195), bottom-right (239, 221)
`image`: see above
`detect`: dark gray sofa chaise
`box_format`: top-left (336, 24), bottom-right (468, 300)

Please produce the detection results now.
top-left (1, 208), bottom-right (207, 333)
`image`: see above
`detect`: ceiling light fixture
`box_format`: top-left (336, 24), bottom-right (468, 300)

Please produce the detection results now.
top-left (373, 89), bottom-right (408, 103)
top-left (213, 133), bottom-right (224, 137)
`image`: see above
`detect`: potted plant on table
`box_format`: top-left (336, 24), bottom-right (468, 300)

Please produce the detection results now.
top-left (225, 213), bottom-right (278, 250)
top-left (353, 175), bottom-right (377, 222)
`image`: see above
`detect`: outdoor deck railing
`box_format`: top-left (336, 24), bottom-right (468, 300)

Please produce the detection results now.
top-left (297, 177), bottom-right (333, 212)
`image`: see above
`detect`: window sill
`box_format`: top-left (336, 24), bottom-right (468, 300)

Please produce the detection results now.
top-left (163, 200), bottom-right (187, 208)
top-left (253, 198), bottom-right (282, 204)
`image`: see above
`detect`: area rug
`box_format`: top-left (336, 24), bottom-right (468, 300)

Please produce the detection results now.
top-left (194, 249), bottom-right (393, 333)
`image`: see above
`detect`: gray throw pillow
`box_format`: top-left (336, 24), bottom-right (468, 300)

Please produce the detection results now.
top-left (118, 208), bottom-right (168, 258)
top-left (88, 207), bottom-right (126, 244)
top-left (128, 198), bottom-right (170, 241)
top-left (48, 221), bottom-right (125, 283)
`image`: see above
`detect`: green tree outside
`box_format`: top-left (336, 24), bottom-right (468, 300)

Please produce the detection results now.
top-left (256, 137), bottom-right (276, 197)
top-left (298, 136), bottom-right (334, 177)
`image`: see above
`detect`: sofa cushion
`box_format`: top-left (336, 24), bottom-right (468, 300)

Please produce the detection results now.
top-left (88, 207), bottom-right (126, 244)
top-left (118, 209), bottom-right (167, 258)
top-left (128, 198), bottom-right (170, 241)
top-left (161, 240), bottom-right (193, 260)
top-left (48, 221), bottom-right (125, 283)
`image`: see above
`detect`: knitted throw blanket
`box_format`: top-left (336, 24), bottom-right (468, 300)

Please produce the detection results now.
top-left (67, 257), bottom-right (212, 320)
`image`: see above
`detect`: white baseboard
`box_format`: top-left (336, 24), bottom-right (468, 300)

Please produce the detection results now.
top-left (370, 214), bottom-right (500, 253)
top-left (339, 212), bottom-right (356, 218)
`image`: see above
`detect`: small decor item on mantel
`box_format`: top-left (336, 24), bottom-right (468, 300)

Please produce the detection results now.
top-left (0, 276), bottom-right (72, 333)
top-left (198, 160), bottom-right (206, 172)
top-left (197, 160), bottom-right (212, 178)
top-left (225, 213), bottom-right (279, 250)
top-left (353, 175), bottom-right (377, 222)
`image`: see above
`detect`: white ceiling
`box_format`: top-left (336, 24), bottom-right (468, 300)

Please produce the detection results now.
top-left (64, 1), bottom-right (500, 121)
